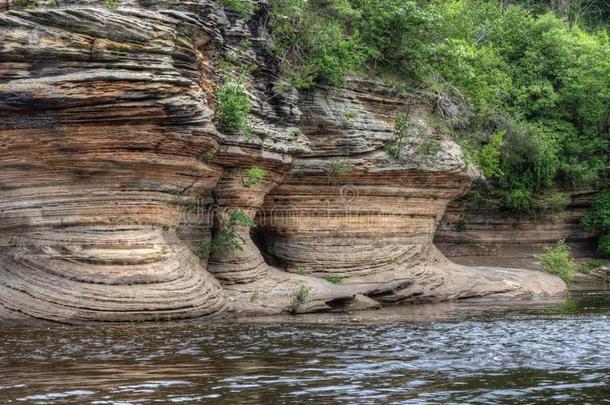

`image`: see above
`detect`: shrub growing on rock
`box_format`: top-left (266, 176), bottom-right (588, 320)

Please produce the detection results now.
top-left (219, 0), bottom-right (253, 16)
top-left (582, 191), bottom-right (610, 256)
top-left (289, 283), bottom-right (312, 314)
top-left (105, 0), bottom-right (117, 11)
top-left (198, 209), bottom-right (256, 259)
top-left (216, 78), bottom-right (252, 134)
top-left (240, 166), bottom-right (265, 188)
top-left (12, 0), bottom-right (38, 8)
top-left (324, 274), bottom-right (343, 284)
top-left (536, 240), bottom-right (577, 282)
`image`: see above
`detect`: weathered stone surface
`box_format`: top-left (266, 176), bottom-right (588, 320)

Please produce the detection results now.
top-left (0, 1), bottom-right (228, 321)
top-left (0, 1), bottom-right (567, 323)
top-left (435, 191), bottom-right (600, 269)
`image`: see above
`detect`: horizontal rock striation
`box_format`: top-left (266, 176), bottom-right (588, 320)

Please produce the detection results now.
top-left (257, 84), bottom-right (565, 304)
top-left (0, 1), bottom-right (228, 321)
top-left (435, 191), bottom-right (599, 269)
top-left (0, 1), bottom-right (566, 322)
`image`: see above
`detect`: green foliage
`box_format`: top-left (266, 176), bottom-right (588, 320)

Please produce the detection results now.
top-left (477, 130), bottom-right (505, 181)
top-left (420, 139), bottom-right (441, 156)
top-left (269, 0), bottom-right (609, 212)
top-left (326, 158), bottom-right (351, 180)
top-left (250, 291), bottom-right (262, 301)
top-left (454, 220), bottom-right (466, 232)
top-left (289, 283), bottom-right (312, 314)
top-left (12, 0), bottom-right (38, 8)
top-left (385, 115), bottom-right (410, 159)
top-left (240, 166), bottom-right (266, 188)
top-left (216, 78), bottom-right (252, 134)
top-left (598, 234), bottom-right (610, 256)
top-left (537, 240), bottom-right (577, 282)
top-left (582, 191), bottom-right (610, 255)
top-left (385, 144), bottom-right (401, 159)
top-left (341, 109), bottom-right (358, 129)
top-left (200, 149), bottom-right (217, 164)
top-left (105, 0), bottom-right (117, 11)
top-left (579, 259), bottom-right (603, 274)
top-left (219, 0), bottom-right (254, 16)
top-left (506, 189), bottom-right (532, 211)
top-left (197, 209), bottom-right (256, 259)
top-left (582, 192), bottom-right (610, 233)
top-left (323, 274), bottom-right (343, 284)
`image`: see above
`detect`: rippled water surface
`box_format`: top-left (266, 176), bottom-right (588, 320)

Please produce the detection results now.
top-left (1, 292), bottom-right (609, 404)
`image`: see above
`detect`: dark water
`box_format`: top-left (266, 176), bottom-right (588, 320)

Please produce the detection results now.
top-left (1, 293), bottom-right (609, 404)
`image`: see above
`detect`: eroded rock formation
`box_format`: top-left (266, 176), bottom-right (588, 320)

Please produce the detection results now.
top-left (435, 191), bottom-right (600, 269)
top-left (0, 0), bottom-right (566, 323)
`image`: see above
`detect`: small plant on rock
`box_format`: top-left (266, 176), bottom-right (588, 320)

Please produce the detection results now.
top-left (579, 259), bottom-right (603, 274)
top-left (12, 0), bottom-right (38, 8)
top-left (250, 291), bottom-right (262, 302)
top-left (454, 220), bottom-right (466, 232)
top-left (324, 274), bottom-right (343, 284)
top-left (385, 115), bottom-right (410, 160)
top-left (240, 166), bottom-right (265, 188)
top-left (218, 0), bottom-right (253, 16)
top-left (419, 138), bottom-right (441, 156)
top-left (326, 158), bottom-right (351, 183)
top-left (105, 0), bottom-right (117, 11)
top-left (289, 283), bottom-right (312, 314)
top-left (197, 208), bottom-right (256, 259)
top-left (200, 149), bottom-right (217, 164)
top-left (216, 77), bottom-right (252, 134)
top-left (341, 109), bottom-right (358, 129)
top-left (536, 240), bottom-right (577, 282)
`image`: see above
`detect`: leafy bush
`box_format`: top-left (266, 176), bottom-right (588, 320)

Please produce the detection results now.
top-left (386, 115), bottom-right (410, 159)
top-left (598, 234), bottom-right (610, 256)
top-left (506, 189), bottom-right (532, 211)
top-left (268, 0), bottom-right (609, 212)
top-left (289, 283), bottom-right (312, 314)
top-left (420, 139), bottom-right (441, 156)
top-left (536, 240), bottom-right (577, 282)
top-left (12, 0), bottom-right (38, 8)
top-left (105, 0), bottom-right (117, 10)
top-left (197, 209), bottom-right (256, 259)
top-left (219, 0), bottom-right (253, 16)
top-left (216, 78), bottom-right (252, 134)
top-left (241, 166), bottom-right (266, 188)
top-left (326, 158), bottom-right (351, 180)
top-left (323, 274), bottom-right (343, 284)
top-left (582, 191), bottom-right (610, 256)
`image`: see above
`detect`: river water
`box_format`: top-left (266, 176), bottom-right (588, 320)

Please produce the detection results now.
top-left (1, 292), bottom-right (609, 404)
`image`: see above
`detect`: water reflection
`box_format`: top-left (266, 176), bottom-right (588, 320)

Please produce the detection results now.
top-left (1, 291), bottom-right (608, 404)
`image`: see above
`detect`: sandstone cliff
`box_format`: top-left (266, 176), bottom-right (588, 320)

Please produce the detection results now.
top-left (0, 0), bottom-right (565, 323)
top-left (436, 191), bottom-right (599, 269)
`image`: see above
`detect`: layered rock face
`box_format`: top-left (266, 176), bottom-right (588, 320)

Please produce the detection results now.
top-left (0, 1), bottom-right (566, 322)
top-left (257, 85), bottom-right (565, 304)
top-left (435, 191), bottom-right (599, 269)
top-left (0, 0), bottom-right (228, 321)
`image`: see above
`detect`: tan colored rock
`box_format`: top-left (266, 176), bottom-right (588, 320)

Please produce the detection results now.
top-left (435, 191), bottom-right (600, 269)
top-left (0, 1), bottom-right (227, 322)
top-left (0, 1), bottom-right (567, 323)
